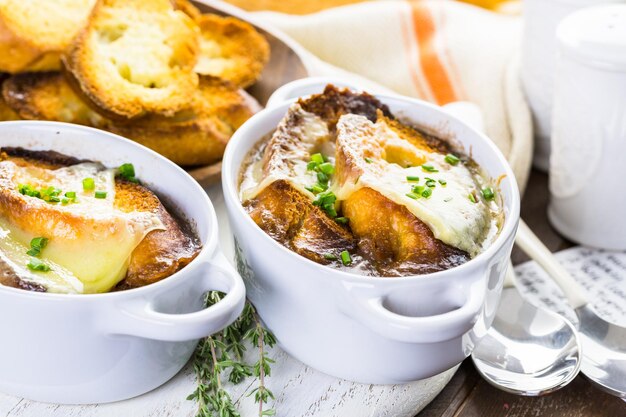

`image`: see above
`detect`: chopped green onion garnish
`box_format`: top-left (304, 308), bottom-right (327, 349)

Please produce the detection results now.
top-left (83, 177), bottom-right (95, 191)
top-left (425, 179), bottom-right (436, 188)
top-left (118, 163), bottom-right (136, 181)
top-left (421, 188), bottom-right (433, 198)
top-left (323, 253), bottom-right (337, 260)
top-left (364, 157), bottom-right (373, 163)
top-left (306, 184), bottom-right (326, 194)
top-left (482, 187), bottom-right (495, 200)
top-left (406, 192), bottom-right (420, 200)
top-left (469, 193), bottom-right (477, 203)
top-left (445, 154), bottom-right (460, 165)
top-left (26, 237), bottom-right (48, 257)
top-left (61, 198), bottom-right (69, 205)
top-left (412, 185), bottom-right (425, 195)
top-left (311, 153), bottom-right (324, 165)
top-left (94, 191), bottom-right (107, 199)
top-left (48, 196), bottom-right (60, 203)
top-left (406, 176), bottom-right (420, 182)
top-left (316, 171), bottom-right (329, 184)
top-left (438, 179), bottom-right (447, 186)
top-left (313, 190), bottom-right (337, 218)
top-left (27, 257), bottom-right (50, 272)
top-left (306, 161), bottom-right (317, 171)
top-left (340, 250), bottom-right (352, 266)
top-left (64, 191), bottom-right (76, 199)
top-left (318, 162), bottom-right (334, 175)
top-left (421, 164), bottom-right (438, 173)
top-left (335, 217), bottom-right (349, 225)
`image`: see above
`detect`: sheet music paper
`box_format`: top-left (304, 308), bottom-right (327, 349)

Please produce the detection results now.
top-left (514, 246), bottom-right (626, 326)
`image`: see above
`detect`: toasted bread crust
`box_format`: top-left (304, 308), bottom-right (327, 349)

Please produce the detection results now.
top-left (107, 76), bottom-right (259, 166)
top-left (195, 14), bottom-right (269, 88)
top-left (0, 0), bottom-right (95, 73)
top-left (0, 147), bottom-right (200, 291)
top-left (3, 72), bottom-right (104, 125)
top-left (64, 0), bottom-right (200, 120)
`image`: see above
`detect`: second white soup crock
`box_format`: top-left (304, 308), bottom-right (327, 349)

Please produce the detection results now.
top-left (0, 122), bottom-right (245, 404)
top-left (222, 80), bottom-right (520, 384)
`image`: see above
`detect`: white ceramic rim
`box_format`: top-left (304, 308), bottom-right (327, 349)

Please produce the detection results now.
top-left (0, 121), bottom-right (220, 300)
top-left (222, 92), bottom-right (520, 285)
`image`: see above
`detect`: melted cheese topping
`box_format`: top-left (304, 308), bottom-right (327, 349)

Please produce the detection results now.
top-left (0, 161), bottom-right (164, 293)
top-left (333, 114), bottom-right (491, 255)
top-left (240, 103), bottom-right (500, 256)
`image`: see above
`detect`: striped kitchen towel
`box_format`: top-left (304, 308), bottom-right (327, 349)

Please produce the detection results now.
top-left (253, 0), bottom-right (533, 189)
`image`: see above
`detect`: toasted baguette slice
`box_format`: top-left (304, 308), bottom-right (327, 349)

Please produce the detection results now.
top-left (107, 76), bottom-right (260, 166)
top-left (0, 0), bottom-right (96, 73)
top-left (64, 0), bottom-right (200, 120)
top-left (3, 72), bottom-right (104, 126)
top-left (195, 14), bottom-right (269, 88)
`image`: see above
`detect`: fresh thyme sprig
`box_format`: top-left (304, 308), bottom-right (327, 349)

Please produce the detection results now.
top-left (188, 292), bottom-right (276, 417)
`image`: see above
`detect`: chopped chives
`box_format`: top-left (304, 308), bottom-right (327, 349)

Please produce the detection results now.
top-left (61, 198), bottom-right (69, 205)
top-left (412, 185), bottom-right (425, 195)
top-left (438, 179), bottom-right (447, 186)
top-left (306, 161), bottom-right (317, 171)
top-left (421, 188), bottom-right (433, 198)
top-left (95, 191), bottom-right (107, 199)
top-left (421, 164), bottom-right (438, 173)
top-left (482, 187), bottom-right (495, 200)
top-left (311, 153), bottom-right (324, 165)
top-left (406, 192), bottom-right (420, 200)
top-left (469, 193), bottom-right (477, 203)
top-left (340, 250), bottom-right (352, 266)
top-left (83, 177), bottom-right (95, 191)
top-left (27, 257), bottom-right (50, 272)
top-left (118, 163), bottom-right (135, 180)
top-left (364, 157), bottom-right (373, 163)
top-left (318, 162), bottom-right (335, 175)
top-left (445, 154), bottom-right (460, 165)
top-left (425, 179), bottom-right (436, 188)
top-left (323, 253), bottom-right (337, 260)
top-left (64, 191), bottom-right (76, 199)
top-left (48, 196), bottom-right (61, 203)
top-left (335, 217), bottom-right (349, 225)
top-left (26, 237), bottom-right (48, 257)
top-left (406, 176), bottom-right (420, 182)
top-left (316, 171), bottom-right (329, 184)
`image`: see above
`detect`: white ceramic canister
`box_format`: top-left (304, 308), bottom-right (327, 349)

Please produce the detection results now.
top-left (521, 0), bottom-right (625, 172)
top-left (548, 5), bottom-right (626, 250)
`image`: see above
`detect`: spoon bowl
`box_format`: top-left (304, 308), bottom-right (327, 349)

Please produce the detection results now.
top-left (472, 275), bottom-right (581, 395)
top-left (576, 305), bottom-right (626, 399)
top-left (516, 220), bottom-right (626, 399)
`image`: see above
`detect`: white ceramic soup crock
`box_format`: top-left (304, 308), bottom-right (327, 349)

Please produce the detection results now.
top-left (222, 79), bottom-right (520, 384)
top-left (0, 121), bottom-right (245, 404)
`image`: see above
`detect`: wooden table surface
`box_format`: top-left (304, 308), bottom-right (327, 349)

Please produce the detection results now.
top-left (417, 170), bottom-right (626, 417)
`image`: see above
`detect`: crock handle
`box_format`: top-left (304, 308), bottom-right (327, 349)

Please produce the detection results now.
top-left (105, 252), bottom-right (246, 341)
top-left (265, 77), bottom-right (363, 108)
top-left (344, 280), bottom-right (485, 344)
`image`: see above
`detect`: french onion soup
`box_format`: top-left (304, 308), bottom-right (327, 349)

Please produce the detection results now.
top-left (239, 86), bottom-right (503, 277)
top-left (0, 148), bottom-right (200, 293)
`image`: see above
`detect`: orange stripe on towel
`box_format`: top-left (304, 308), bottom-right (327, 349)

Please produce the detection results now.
top-left (409, 1), bottom-right (458, 105)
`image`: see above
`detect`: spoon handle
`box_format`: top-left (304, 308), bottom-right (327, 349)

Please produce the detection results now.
top-left (515, 220), bottom-right (588, 309)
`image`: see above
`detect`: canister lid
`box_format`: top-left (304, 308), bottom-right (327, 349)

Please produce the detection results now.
top-left (557, 4), bottom-right (626, 70)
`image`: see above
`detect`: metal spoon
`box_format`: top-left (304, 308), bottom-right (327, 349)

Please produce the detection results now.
top-left (516, 220), bottom-right (626, 399)
top-left (472, 264), bottom-right (581, 395)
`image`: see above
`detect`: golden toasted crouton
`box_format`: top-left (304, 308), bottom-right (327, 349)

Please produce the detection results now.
top-left (107, 76), bottom-right (260, 166)
top-left (0, 0), bottom-right (96, 73)
top-left (64, 0), bottom-right (200, 120)
top-left (195, 14), bottom-right (269, 88)
top-left (2, 72), bottom-right (104, 126)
